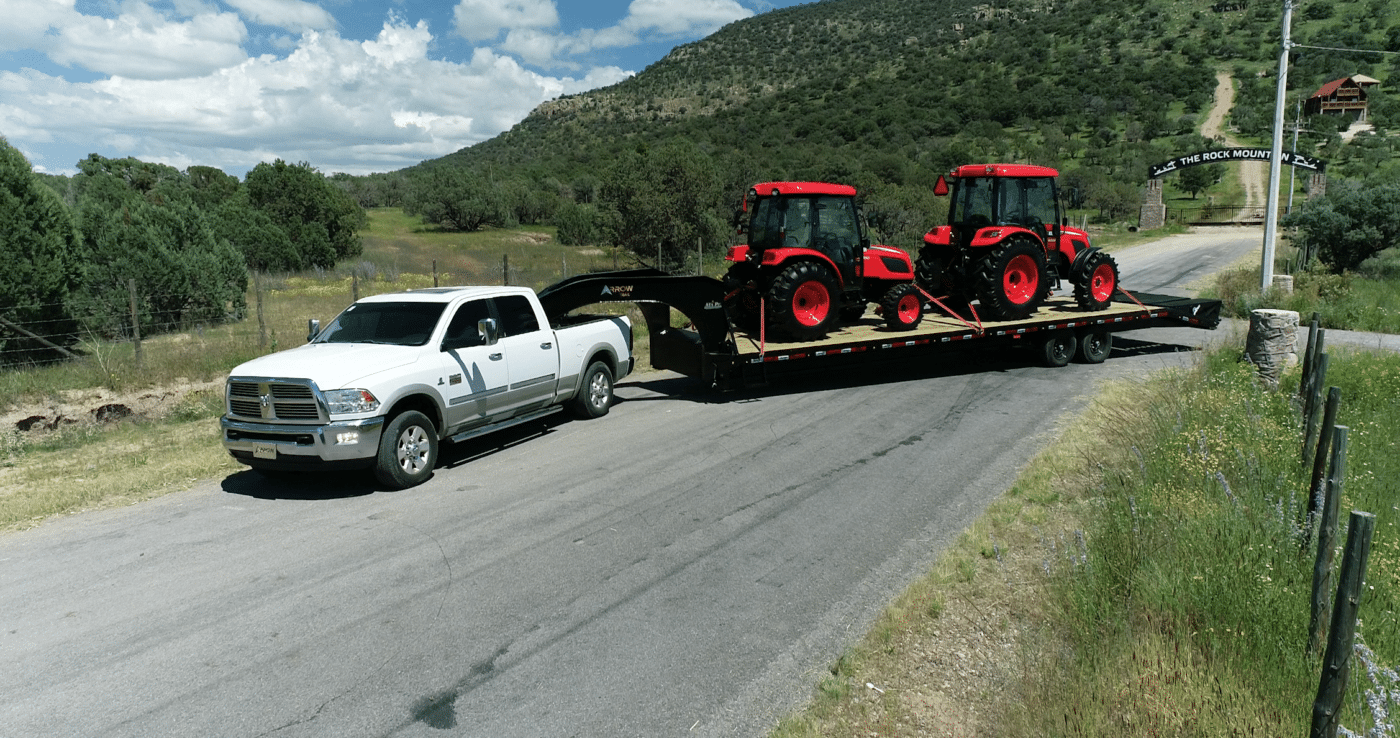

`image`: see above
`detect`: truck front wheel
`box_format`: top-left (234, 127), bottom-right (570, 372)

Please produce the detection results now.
top-left (571, 361), bottom-right (614, 419)
top-left (375, 410), bottom-right (438, 489)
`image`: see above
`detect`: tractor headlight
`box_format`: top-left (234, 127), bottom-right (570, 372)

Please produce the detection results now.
top-left (324, 388), bottom-right (380, 415)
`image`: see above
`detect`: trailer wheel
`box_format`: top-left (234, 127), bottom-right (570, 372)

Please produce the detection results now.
top-left (974, 237), bottom-right (1049, 321)
top-left (880, 283), bottom-right (924, 330)
top-left (1038, 331), bottom-right (1075, 367)
top-left (571, 360), bottom-right (614, 419)
top-left (375, 410), bottom-right (438, 489)
top-left (1072, 251), bottom-right (1119, 312)
top-left (768, 261), bottom-right (840, 340)
top-left (1077, 329), bottom-right (1113, 364)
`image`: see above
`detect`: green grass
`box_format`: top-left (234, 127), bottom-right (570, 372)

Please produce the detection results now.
top-left (1207, 262), bottom-right (1400, 333)
top-left (771, 346), bottom-right (1400, 737)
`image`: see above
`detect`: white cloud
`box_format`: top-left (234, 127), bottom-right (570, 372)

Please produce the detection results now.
top-left (223, 0), bottom-right (336, 32)
top-left (453, 0), bottom-right (559, 43)
top-left (0, 0), bottom-right (78, 49)
top-left (0, 19), bottom-right (633, 175)
top-left (48, 6), bottom-right (250, 79)
top-left (461, 0), bottom-right (751, 69)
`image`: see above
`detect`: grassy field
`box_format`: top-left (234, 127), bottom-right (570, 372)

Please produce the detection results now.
top-left (772, 347), bottom-right (1400, 737)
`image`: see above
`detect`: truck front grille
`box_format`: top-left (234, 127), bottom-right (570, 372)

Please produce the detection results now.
top-left (227, 380), bottom-right (324, 421)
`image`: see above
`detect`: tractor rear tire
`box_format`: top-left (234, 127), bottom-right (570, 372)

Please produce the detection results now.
top-left (1072, 251), bottom-right (1120, 312)
top-left (973, 237), bottom-right (1049, 321)
top-left (767, 261), bottom-right (840, 340)
top-left (880, 283), bottom-right (924, 330)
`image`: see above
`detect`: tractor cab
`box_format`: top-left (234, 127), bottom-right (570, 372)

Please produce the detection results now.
top-left (735, 182), bottom-right (866, 285)
top-left (938, 164), bottom-right (1062, 252)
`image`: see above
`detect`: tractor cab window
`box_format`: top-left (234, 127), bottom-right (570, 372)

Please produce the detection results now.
top-left (748, 196), bottom-right (813, 251)
top-left (950, 177), bottom-right (995, 229)
top-left (813, 195), bottom-right (859, 272)
top-left (999, 177), bottom-right (1057, 234)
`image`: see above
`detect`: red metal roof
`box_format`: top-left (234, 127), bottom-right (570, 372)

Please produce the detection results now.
top-left (749, 182), bottom-right (857, 197)
top-left (948, 164), bottom-right (1059, 178)
top-left (1311, 78), bottom-right (1349, 99)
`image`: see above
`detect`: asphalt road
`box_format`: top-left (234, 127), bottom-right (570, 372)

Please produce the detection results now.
top-left (1, 228), bottom-right (1264, 738)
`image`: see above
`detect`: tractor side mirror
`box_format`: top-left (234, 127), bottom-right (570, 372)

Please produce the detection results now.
top-left (307, 319), bottom-right (320, 343)
top-left (732, 209), bottom-right (747, 234)
top-left (933, 176), bottom-right (949, 197)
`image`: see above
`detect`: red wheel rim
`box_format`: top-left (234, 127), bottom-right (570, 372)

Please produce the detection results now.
top-left (1003, 254), bottom-right (1040, 305)
top-left (896, 294), bottom-right (920, 324)
top-left (791, 281), bottom-right (831, 326)
top-left (1090, 263), bottom-right (1115, 302)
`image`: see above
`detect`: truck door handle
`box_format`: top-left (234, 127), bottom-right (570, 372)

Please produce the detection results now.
top-left (540, 342), bottom-right (552, 350)
top-left (489, 353), bottom-right (503, 361)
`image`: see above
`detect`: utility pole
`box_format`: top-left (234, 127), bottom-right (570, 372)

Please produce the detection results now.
top-left (1262, 0), bottom-right (1294, 292)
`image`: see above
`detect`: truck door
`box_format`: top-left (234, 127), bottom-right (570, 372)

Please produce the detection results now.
top-left (492, 294), bottom-right (559, 414)
top-left (439, 298), bottom-right (510, 432)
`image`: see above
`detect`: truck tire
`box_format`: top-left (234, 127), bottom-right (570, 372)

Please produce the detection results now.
top-left (1077, 329), bottom-right (1113, 364)
top-left (974, 237), bottom-right (1049, 321)
top-left (1038, 331), bottom-right (1075, 367)
top-left (571, 360), bottom-right (614, 419)
top-left (880, 283), bottom-right (924, 330)
top-left (767, 261), bottom-right (840, 340)
top-left (375, 410), bottom-right (438, 489)
top-left (1072, 250), bottom-right (1119, 312)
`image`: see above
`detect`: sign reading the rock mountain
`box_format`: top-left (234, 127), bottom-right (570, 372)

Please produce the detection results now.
top-left (1149, 149), bottom-right (1326, 179)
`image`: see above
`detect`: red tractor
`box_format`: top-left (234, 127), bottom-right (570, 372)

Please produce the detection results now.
top-left (915, 164), bottom-right (1119, 321)
top-left (723, 182), bottom-right (924, 340)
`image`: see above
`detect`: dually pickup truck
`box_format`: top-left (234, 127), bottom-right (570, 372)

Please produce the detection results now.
top-left (220, 285), bottom-right (632, 488)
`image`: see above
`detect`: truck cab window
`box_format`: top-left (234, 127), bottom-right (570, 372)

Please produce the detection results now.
top-left (443, 299), bottom-right (491, 348)
top-left (495, 295), bottom-right (541, 337)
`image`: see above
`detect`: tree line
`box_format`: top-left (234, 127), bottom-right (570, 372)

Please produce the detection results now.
top-left (0, 140), bottom-right (365, 367)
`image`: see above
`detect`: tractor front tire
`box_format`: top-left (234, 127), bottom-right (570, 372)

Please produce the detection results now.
top-left (767, 262), bottom-right (840, 341)
top-left (880, 283), bottom-right (924, 330)
top-left (1072, 250), bottom-right (1120, 312)
top-left (974, 237), bottom-right (1049, 321)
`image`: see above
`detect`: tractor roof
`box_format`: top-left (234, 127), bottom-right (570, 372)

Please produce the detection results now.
top-left (948, 164), bottom-right (1059, 179)
top-left (749, 181), bottom-right (857, 197)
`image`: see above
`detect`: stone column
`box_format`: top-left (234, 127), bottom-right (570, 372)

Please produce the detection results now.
top-left (1138, 178), bottom-right (1165, 230)
top-left (1245, 309), bottom-right (1299, 390)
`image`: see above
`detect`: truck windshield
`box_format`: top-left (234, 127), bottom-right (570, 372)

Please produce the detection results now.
top-left (316, 302), bottom-right (446, 346)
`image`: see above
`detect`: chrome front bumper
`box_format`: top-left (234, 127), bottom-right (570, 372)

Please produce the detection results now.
top-left (220, 415), bottom-right (386, 464)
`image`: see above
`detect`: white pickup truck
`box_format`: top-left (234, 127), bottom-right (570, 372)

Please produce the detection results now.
top-left (220, 285), bottom-right (632, 488)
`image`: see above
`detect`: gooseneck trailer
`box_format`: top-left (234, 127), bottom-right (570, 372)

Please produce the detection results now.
top-left (537, 269), bottom-right (1221, 391)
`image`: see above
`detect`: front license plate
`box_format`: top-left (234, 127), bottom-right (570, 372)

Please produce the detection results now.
top-left (253, 444), bottom-right (277, 460)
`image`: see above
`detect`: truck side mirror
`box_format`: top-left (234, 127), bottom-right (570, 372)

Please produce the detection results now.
top-left (478, 318), bottom-right (499, 347)
top-left (307, 319), bottom-right (320, 343)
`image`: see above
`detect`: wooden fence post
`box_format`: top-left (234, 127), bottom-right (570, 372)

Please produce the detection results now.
top-left (1304, 387), bottom-right (1343, 536)
top-left (127, 278), bottom-right (143, 371)
top-left (1302, 353), bottom-right (1329, 462)
top-left (352, 271), bottom-right (360, 302)
top-left (1308, 425), bottom-right (1348, 657)
top-left (1311, 510), bottom-right (1376, 738)
top-left (1299, 312), bottom-right (1320, 399)
top-left (502, 254), bottom-right (510, 285)
top-left (433, 259), bottom-right (439, 288)
top-left (254, 270), bottom-right (267, 351)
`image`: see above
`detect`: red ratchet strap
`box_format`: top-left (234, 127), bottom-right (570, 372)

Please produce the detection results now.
top-left (1116, 286), bottom-right (1152, 315)
top-left (914, 285), bottom-right (984, 335)
top-left (758, 296), bottom-right (766, 357)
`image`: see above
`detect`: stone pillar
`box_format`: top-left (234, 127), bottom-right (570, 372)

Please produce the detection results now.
top-left (1139, 178), bottom-right (1165, 230)
top-left (1245, 309), bottom-right (1299, 390)
top-left (1309, 173), bottom-right (1327, 199)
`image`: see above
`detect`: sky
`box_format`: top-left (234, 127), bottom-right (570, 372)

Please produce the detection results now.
top-left (1, 0), bottom-right (805, 177)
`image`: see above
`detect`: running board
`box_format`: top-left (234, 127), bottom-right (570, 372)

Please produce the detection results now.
top-left (448, 406), bottom-right (564, 444)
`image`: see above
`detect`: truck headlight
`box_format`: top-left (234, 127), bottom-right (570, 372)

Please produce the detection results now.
top-left (324, 389), bottom-right (380, 415)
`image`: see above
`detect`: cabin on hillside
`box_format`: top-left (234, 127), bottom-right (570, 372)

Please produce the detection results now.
top-left (1304, 75), bottom-right (1380, 121)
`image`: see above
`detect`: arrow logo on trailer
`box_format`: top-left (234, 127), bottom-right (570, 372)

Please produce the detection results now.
top-left (601, 286), bottom-right (612, 296)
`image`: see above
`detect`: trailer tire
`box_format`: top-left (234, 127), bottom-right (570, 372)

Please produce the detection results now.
top-left (1038, 331), bottom-right (1075, 367)
top-left (1077, 329), bottom-right (1113, 364)
top-left (571, 360), bottom-right (614, 419)
top-left (768, 261), bottom-right (840, 340)
top-left (974, 237), bottom-right (1049, 321)
top-left (1072, 250), bottom-right (1119, 312)
top-left (375, 410), bottom-right (438, 489)
top-left (880, 283), bottom-right (924, 330)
